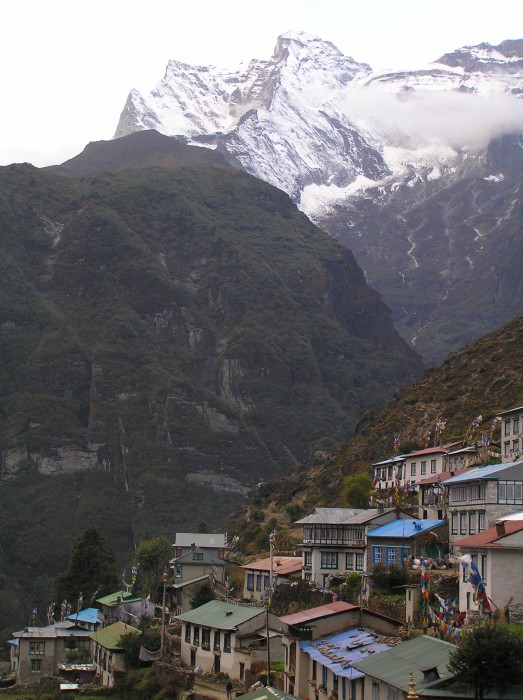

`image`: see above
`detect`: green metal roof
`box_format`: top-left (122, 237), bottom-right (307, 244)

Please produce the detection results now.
top-left (89, 621), bottom-right (140, 650)
top-left (96, 590), bottom-right (141, 607)
top-left (177, 600), bottom-right (265, 630)
top-left (351, 635), bottom-right (455, 692)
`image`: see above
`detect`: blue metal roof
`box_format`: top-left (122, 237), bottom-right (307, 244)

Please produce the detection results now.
top-left (300, 627), bottom-right (400, 680)
top-left (367, 519), bottom-right (445, 539)
top-left (445, 461), bottom-right (523, 484)
top-left (68, 607), bottom-right (101, 625)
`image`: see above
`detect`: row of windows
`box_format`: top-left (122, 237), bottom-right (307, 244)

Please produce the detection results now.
top-left (450, 484), bottom-right (485, 503)
top-left (498, 481), bottom-right (523, 504)
top-left (411, 460), bottom-right (438, 477)
top-left (451, 511), bottom-right (485, 536)
top-left (303, 526), bottom-right (365, 544)
top-left (246, 573), bottom-right (270, 591)
top-left (504, 417), bottom-right (520, 437)
top-left (319, 552), bottom-right (365, 571)
top-left (371, 546), bottom-right (411, 565)
top-left (503, 440), bottom-right (521, 459)
top-left (184, 624), bottom-right (231, 652)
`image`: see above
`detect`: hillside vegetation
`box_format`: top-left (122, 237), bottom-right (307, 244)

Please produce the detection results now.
top-left (231, 314), bottom-right (523, 543)
top-left (0, 134), bottom-right (421, 638)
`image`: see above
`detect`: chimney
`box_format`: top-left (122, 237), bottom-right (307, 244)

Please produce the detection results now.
top-left (496, 520), bottom-right (506, 537)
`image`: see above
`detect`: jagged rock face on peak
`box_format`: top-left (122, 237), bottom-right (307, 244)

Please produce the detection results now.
top-left (114, 33), bottom-right (523, 365)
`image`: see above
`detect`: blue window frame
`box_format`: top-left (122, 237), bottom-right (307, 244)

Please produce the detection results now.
top-left (386, 547), bottom-right (397, 564)
top-left (372, 546), bottom-right (383, 564)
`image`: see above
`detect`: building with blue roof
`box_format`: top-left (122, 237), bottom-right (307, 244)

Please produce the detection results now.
top-left (366, 519), bottom-right (447, 568)
top-left (67, 607), bottom-right (102, 631)
top-left (444, 459), bottom-right (523, 551)
top-left (291, 626), bottom-right (402, 700)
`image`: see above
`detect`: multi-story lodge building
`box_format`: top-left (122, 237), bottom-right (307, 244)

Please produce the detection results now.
top-left (498, 405), bottom-right (523, 462)
top-left (297, 507), bottom-right (410, 587)
top-left (445, 461), bottom-right (523, 552)
top-left (372, 443), bottom-right (463, 492)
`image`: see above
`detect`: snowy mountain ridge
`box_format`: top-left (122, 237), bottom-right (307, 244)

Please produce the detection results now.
top-left (115, 33), bottom-right (523, 209)
top-left (114, 34), bottom-right (523, 365)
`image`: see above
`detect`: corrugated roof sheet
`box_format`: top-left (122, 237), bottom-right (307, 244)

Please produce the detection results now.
top-left (454, 520), bottom-right (523, 548)
top-left (351, 635), bottom-right (455, 692)
top-left (445, 461), bottom-right (523, 484)
top-left (241, 557), bottom-right (302, 575)
top-left (296, 508), bottom-right (365, 525)
top-left (497, 406), bottom-right (523, 417)
top-left (89, 621), bottom-right (140, 650)
top-left (300, 627), bottom-right (401, 680)
top-left (404, 443), bottom-right (462, 458)
top-left (67, 607), bottom-right (101, 625)
top-left (96, 590), bottom-right (141, 607)
top-left (372, 456), bottom-right (406, 467)
top-left (14, 626), bottom-right (92, 639)
top-left (176, 600), bottom-right (265, 629)
top-left (279, 601), bottom-right (357, 625)
top-left (174, 533), bottom-right (226, 548)
top-left (367, 520), bottom-right (445, 539)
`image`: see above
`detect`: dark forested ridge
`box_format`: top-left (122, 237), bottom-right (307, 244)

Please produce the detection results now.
top-left (0, 132), bottom-right (422, 638)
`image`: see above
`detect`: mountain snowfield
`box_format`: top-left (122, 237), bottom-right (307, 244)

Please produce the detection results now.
top-left (114, 33), bottom-right (523, 364)
top-left (115, 32), bottom-right (523, 211)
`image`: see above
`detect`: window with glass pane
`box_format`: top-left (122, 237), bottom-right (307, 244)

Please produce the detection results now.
top-left (345, 552), bottom-right (354, 570)
top-left (321, 552), bottom-right (338, 569)
top-left (356, 553), bottom-right (364, 570)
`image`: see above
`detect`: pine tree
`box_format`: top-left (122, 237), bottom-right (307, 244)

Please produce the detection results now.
top-left (54, 526), bottom-right (119, 605)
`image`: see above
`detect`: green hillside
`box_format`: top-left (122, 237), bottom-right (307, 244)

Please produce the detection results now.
top-left (0, 136), bottom-right (421, 638)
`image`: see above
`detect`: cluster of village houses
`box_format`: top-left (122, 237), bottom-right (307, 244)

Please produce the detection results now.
top-left (7, 405), bottom-right (523, 699)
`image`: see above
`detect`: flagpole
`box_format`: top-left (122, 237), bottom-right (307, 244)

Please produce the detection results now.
top-left (266, 529), bottom-right (276, 687)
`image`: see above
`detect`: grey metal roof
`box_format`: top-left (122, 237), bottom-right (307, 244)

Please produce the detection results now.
top-left (296, 508), bottom-right (367, 525)
top-left (13, 626), bottom-right (92, 639)
top-left (372, 456), bottom-right (406, 467)
top-left (497, 406), bottom-right (523, 417)
top-left (176, 600), bottom-right (265, 629)
top-left (445, 461), bottom-right (523, 485)
top-left (174, 533), bottom-right (226, 548)
top-left (351, 635), bottom-right (455, 692)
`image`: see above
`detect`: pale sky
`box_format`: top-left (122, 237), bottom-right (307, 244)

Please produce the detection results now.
top-left (0, 0), bottom-right (521, 167)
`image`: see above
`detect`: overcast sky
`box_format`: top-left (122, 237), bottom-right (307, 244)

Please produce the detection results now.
top-left (0, 0), bottom-right (521, 167)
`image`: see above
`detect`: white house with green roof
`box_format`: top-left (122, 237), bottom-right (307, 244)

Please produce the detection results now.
top-left (89, 621), bottom-right (140, 687)
top-left (177, 600), bottom-right (285, 681)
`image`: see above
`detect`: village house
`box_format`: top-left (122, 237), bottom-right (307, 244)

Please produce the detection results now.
top-left (241, 556), bottom-right (302, 602)
top-left (498, 406), bottom-right (523, 462)
top-left (297, 507), bottom-right (411, 587)
top-left (366, 519), bottom-right (447, 570)
top-left (373, 443), bottom-right (463, 492)
top-left (351, 635), bottom-right (458, 700)
top-left (67, 607), bottom-right (102, 632)
top-left (171, 545), bottom-right (227, 615)
top-left (10, 624), bottom-right (93, 683)
top-left (456, 514), bottom-right (523, 614)
top-left (445, 461), bottom-right (523, 552)
top-left (172, 532), bottom-right (227, 564)
top-left (278, 601), bottom-right (402, 699)
top-left (177, 600), bottom-right (284, 681)
top-left (89, 621), bottom-right (140, 688)
top-left (96, 590), bottom-right (155, 627)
